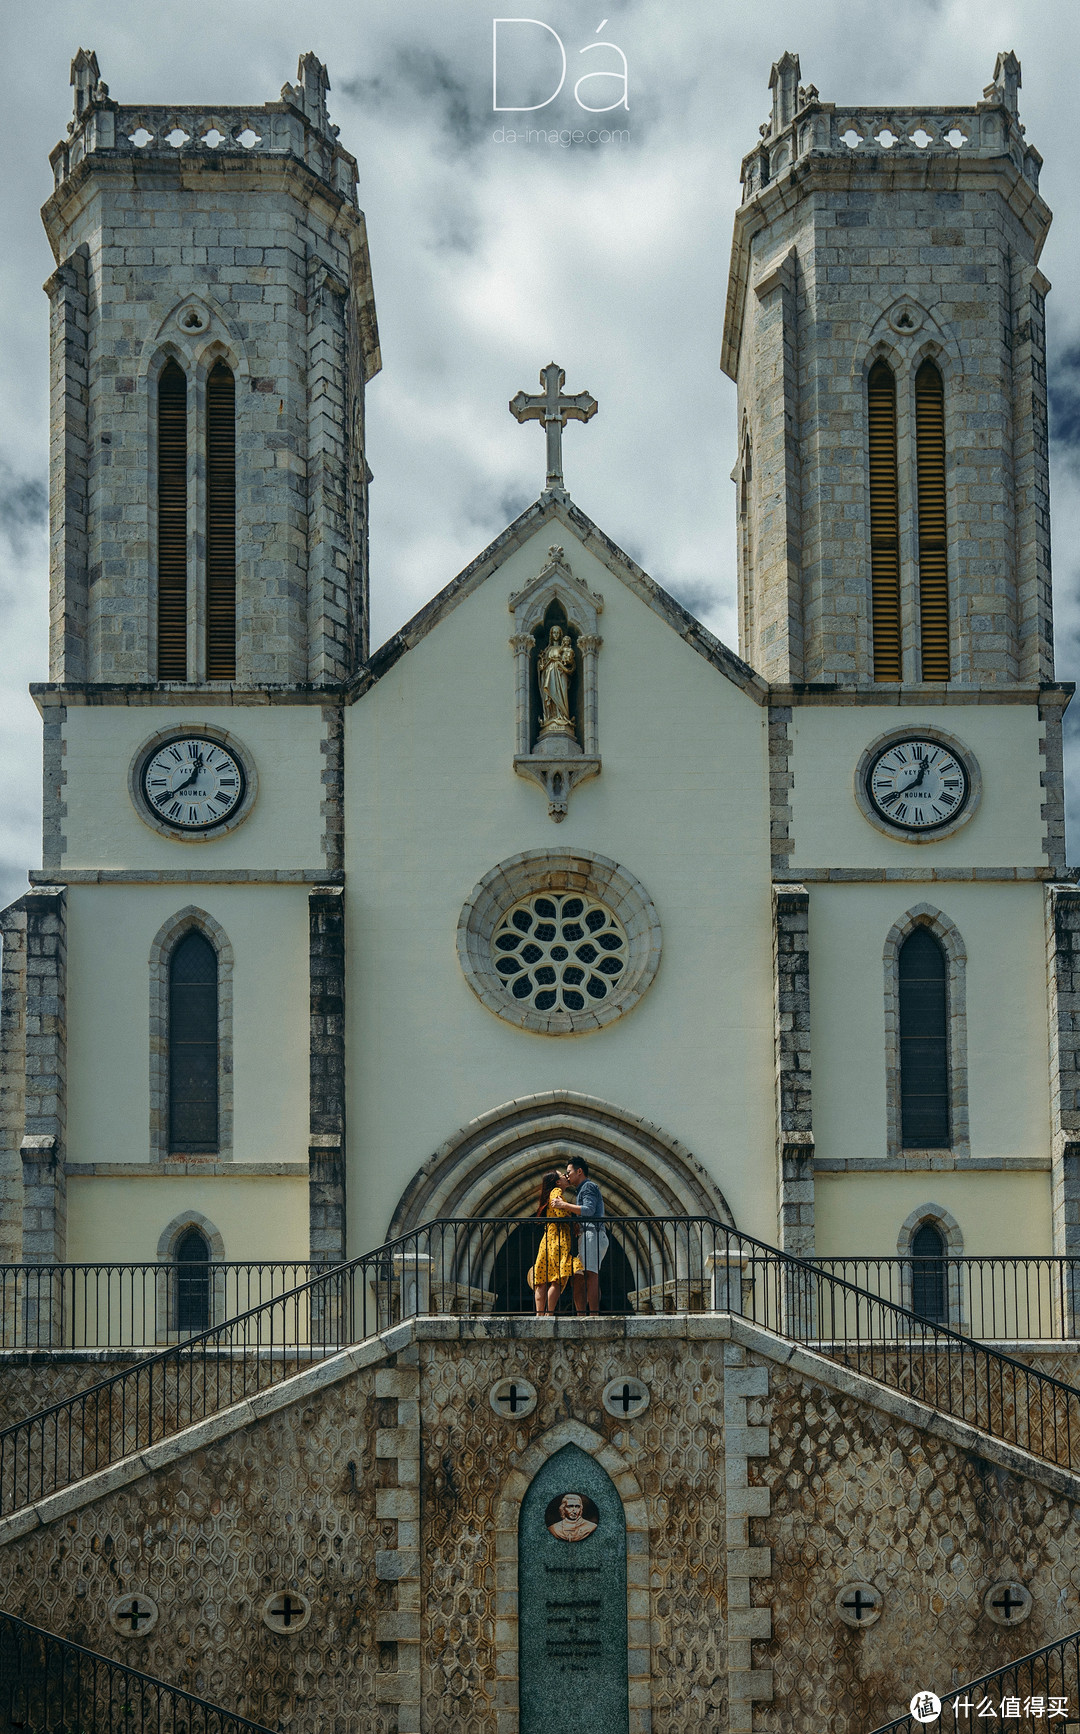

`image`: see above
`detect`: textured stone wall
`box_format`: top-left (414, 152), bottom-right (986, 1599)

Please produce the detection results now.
top-left (1, 1320), bottom-right (1078, 1732)
top-left (756, 1359), bottom-right (1080, 1733)
top-left (309, 883), bottom-right (347, 1264)
top-left (41, 64), bottom-right (378, 687)
top-left (418, 1332), bottom-right (729, 1734)
top-left (1047, 884), bottom-right (1080, 1270)
top-left (46, 245), bottom-right (90, 685)
top-left (0, 1356), bottom-right (388, 1734)
top-left (772, 883), bottom-right (814, 1253)
top-left (0, 908), bottom-right (27, 1266)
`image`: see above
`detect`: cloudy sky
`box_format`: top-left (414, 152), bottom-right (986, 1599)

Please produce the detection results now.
top-left (3, 0), bottom-right (1080, 905)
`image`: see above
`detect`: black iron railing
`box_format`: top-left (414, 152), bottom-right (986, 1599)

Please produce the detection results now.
top-left (4, 1252), bottom-right (1079, 1353)
top-left (0, 1261), bottom-right (318, 1351)
top-left (869, 1624), bottom-right (1080, 1731)
top-left (811, 1256), bottom-right (1080, 1344)
top-left (0, 1607), bottom-right (275, 1732)
top-left (3, 1216), bottom-right (1080, 1519)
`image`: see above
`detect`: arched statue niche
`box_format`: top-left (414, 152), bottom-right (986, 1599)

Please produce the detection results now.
top-left (529, 597), bottom-right (583, 752)
top-left (509, 545), bottom-right (602, 820)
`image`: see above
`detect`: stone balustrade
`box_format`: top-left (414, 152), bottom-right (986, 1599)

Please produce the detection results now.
top-left (50, 99), bottom-right (357, 200)
top-left (741, 97), bottom-right (1042, 200)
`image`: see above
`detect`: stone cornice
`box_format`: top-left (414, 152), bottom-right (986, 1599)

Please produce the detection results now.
top-left (27, 869), bottom-right (341, 886)
top-left (29, 683), bottom-right (345, 714)
top-left (768, 681), bottom-right (1074, 709)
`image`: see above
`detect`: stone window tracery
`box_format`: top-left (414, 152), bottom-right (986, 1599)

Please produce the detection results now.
top-left (457, 850), bottom-right (661, 1035)
top-left (492, 892), bottom-right (627, 1013)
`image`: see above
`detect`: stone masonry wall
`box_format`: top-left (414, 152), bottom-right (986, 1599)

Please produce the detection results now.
top-left (41, 70), bottom-right (377, 687)
top-left (756, 1358), bottom-right (1080, 1732)
top-left (1, 1320), bottom-right (1079, 1732)
top-left (730, 72), bottom-right (1053, 686)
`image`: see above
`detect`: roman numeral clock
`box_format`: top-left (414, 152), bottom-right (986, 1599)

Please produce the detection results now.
top-left (130, 731), bottom-right (257, 841)
top-left (854, 731), bottom-right (981, 842)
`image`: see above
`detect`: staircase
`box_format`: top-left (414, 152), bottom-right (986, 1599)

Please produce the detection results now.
top-left (1, 1216), bottom-right (1079, 1519)
top-left (867, 1623), bottom-right (1080, 1732)
top-left (0, 1606), bottom-right (275, 1732)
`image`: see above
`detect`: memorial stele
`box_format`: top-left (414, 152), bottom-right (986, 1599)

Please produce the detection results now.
top-left (2, 39), bottom-right (1080, 1734)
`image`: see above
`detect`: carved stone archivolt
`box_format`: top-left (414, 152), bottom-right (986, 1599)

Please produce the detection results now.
top-left (509, 547), bottom-right (602, 820)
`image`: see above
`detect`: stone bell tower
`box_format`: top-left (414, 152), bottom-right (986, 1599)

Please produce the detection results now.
top-left (722, 51), bottom-right (1052, 688)
top-left (42, 49), bottom-right (380, 689)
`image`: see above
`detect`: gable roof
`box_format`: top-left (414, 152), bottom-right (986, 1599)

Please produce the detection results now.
top-left (350, 491), bottom-right (768, 705)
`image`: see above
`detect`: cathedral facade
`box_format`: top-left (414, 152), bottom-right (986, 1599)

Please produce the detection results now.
top-left (0, 44), bottom-right (1078, 1734)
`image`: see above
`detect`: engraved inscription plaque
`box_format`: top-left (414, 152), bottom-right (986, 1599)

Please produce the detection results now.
top-left (519, 1443), bottom-right (629, 1734)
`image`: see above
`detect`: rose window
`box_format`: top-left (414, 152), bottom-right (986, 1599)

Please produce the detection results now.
top-left (492, 893), bottom-right (627, 1013)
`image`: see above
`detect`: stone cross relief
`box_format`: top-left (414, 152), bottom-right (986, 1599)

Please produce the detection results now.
top-left (510, 363), bottom-right (598, 493)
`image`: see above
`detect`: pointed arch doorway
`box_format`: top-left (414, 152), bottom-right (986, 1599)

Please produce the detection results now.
top-left (387, 1092), bottom-right (735, 1315)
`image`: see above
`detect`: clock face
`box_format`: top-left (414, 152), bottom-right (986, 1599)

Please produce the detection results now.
top-left (866, 738), bottom-right (970, 831)
top-left (141, 737), bottom-right (245, 831)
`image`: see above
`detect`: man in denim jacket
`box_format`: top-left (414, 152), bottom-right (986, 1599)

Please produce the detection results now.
top-left (560, 1158), bottom-right (609, 1315)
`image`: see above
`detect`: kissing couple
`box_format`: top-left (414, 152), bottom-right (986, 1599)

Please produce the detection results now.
top-left (530, 1158), bottom-right (609, 1315)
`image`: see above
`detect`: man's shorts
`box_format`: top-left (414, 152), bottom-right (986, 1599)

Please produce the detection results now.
top-left (579, 1226), bottom-right (610, 1273)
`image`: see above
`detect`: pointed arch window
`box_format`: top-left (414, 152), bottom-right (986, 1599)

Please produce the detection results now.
top-left (899, 926), bottom-right (949, 1148)
top-left (175, 1225), bottom-right (211, 1330)
top-left (157, 360), bottom-right (188, 680)
top-left (867, 359), bottom-right (901, 681)
top-left (168, 930), bottom-right (219, 1153)
top-left (206, 360), bottom-right (236, 680)
top-left (915, 358), bottom-right (949, 680)
top-left (909, 1220), bottom-right (948, 1324)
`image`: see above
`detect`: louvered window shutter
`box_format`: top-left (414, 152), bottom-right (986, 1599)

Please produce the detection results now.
top-left (867, 360), bottom-right (901, 681)
top-left (157, 361), bottom-right (188, 680)
top-left (898, 927), bottom-right (949, 1149)
top-left (206, 361), bottom-right (236, 680)
top-left (915, 359), bottom-right (949, 681)
top-left (168, 930), bottom-right (219, 1153)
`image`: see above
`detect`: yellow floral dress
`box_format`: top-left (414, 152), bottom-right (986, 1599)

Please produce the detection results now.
top-left (532, 1189), bottom-right (584, 1286)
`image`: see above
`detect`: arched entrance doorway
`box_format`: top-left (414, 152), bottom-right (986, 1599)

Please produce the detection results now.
top-left (490, 1220), bottom-right (637, 1313)
top-left (386, 1092), bottom-right (735, 1316)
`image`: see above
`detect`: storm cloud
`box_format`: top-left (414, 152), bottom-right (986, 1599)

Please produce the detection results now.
top-left (2, 0), bottom-right (1080, 905)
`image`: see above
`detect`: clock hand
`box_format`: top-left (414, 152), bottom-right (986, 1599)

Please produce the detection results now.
top-left (897, 757), bottom-right (929, 794)
top-left (174, 752), bottom-right (203, 794)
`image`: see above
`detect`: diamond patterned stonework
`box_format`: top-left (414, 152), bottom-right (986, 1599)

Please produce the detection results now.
top-left (0, 1319), bottom-right (1075, 1732)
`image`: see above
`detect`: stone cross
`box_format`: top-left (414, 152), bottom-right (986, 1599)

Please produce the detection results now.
top-left (500, 1382), bottom-right (528, 1414)
top-left (841, 1587), bottom-right (877, 1621)
top-left (510, 363), bottom-right (598, 493)
top-left (116, 1597), bottom-right (151, 1632)
top-left (268, 1593), bottom-right (305, 1629)
top-left (991, 1585), bottom-right (1025, 1621)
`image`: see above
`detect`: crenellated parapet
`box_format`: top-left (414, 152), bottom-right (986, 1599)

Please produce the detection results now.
top-left (739, 49), bottom-right (1042, 205)
top-left (50, 49), bottom-right (360, 204)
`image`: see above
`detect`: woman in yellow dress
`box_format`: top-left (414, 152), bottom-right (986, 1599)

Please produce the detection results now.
top-left (532, 1169), bottom-right (583, 1315)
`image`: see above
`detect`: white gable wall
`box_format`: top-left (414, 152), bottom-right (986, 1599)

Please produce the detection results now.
top-left (345, 524), bottom-right (777, 1249)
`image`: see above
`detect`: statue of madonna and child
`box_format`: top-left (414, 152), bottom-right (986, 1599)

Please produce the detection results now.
top-left (537, 624), bottom-right (577, 739)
